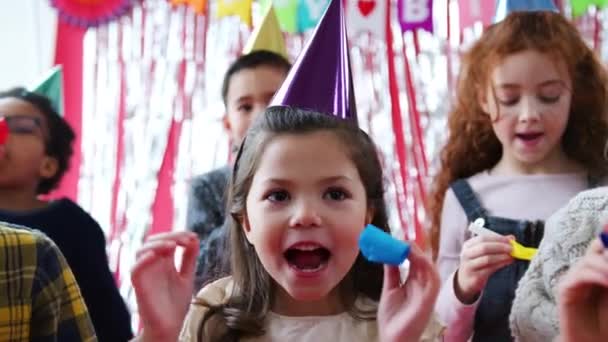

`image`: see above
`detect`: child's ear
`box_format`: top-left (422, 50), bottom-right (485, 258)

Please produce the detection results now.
top-left (222, 113), bottom-right (231, 133)
top-left (365, 207), bottom-right (375, 225)
top-left (39, 156), bottom-right (59, 180)
top-left (241, 212), bottom-right (254, 243)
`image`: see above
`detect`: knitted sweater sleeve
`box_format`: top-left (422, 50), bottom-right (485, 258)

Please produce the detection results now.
top-left (509, 187), bottom-right (608, 342)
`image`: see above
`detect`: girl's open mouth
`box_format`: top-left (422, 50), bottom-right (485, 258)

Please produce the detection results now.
top-left (284, 243), bottom-right (331, 272)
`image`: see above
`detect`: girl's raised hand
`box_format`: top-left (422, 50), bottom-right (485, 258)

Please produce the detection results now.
top-left (557, 238), bottom-right (608, 342)
top-left (455, 234), bottom-right (514, 303)
top-left (378, 244), bottom-right (440, 342)
top-left (131, 231), bottom-right (199, 342)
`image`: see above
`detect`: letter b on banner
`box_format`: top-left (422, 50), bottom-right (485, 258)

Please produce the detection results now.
top-left (402, 0), bottom-right (430, 22)
top-left (398, 0), bottom-right (433, 33)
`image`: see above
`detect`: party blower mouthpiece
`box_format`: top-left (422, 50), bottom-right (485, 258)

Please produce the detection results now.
top-left (359, 224), bottom-right (410, 266)
top-left (0, 118), bottom-right (9, 145)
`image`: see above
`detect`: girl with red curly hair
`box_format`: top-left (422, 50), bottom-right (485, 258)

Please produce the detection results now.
top-left (430, 11), bottom-right (608, 342)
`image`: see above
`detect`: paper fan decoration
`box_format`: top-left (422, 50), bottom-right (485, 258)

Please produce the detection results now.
top-left (50, 0), bottom-right (134, 28)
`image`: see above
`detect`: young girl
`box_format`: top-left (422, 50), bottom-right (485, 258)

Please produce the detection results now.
top-left (429, 11), bottom-right (608, 341)
top-left (131, 106), bottom-right (442, 341)
top-left (510, 187), bottom-right (608, 341)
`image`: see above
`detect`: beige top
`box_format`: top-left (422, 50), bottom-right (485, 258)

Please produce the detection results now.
top-left (179, 277), bottom-right (444, 341)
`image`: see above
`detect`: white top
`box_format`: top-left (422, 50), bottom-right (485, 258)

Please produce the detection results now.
top-left (434, 171), bottom-right (592, 341)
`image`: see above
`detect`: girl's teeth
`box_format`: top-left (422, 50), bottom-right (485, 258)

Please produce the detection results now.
top-left (296, 262), bottom-right (326, 272)
top-left (294, 244), bottom-right (321, 251)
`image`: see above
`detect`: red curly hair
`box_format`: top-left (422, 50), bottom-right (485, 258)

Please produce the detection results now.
top-left (429, 11), bottom-right (608, 256)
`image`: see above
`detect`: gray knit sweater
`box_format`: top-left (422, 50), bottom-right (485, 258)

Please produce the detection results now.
top-left (509, 187), bottom-right (608, 341)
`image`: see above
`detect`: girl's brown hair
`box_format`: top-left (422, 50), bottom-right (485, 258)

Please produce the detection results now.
top-left (429, 11), bottom-right (608, 255)
top-left (196, 106), bottom-right (390, 341)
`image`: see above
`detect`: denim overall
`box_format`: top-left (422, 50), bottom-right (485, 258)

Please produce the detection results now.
top-left (450, 178), bottom-right (594, 341)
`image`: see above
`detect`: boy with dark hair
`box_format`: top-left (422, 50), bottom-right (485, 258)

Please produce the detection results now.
top-left (187, 50), bottom-right (291, 290)
top-left (0, 87), bottom-right (132, 342)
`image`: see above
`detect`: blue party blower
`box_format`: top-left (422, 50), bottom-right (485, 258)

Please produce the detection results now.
top-left (600, 224), bottom-right (608, 248)
top-left (359, 224), bottom-right (410, 265)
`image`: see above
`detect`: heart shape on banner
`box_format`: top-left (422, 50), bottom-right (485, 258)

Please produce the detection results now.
top-left (358, 0), bottom-right (376, 17)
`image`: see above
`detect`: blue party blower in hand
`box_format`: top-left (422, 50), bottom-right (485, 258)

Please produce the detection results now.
top-left (359, 224), bottom-right (410, 265)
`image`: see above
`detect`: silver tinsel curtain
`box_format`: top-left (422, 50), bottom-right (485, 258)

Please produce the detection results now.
top-left (77, 0), bottom-right (608, 326)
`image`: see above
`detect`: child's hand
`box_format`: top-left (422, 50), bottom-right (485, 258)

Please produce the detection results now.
top-left (455, 234), bottom-right (513, 303)
top-left (131, 231), bottom-right (199, 342)
top-left (557, 238), bottom-right (608, 342)
top-left (377, 244), bottom-right (440, 342)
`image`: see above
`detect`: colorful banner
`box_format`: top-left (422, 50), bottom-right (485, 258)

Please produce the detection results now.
top-left (170, 0), bottom-right (207, 15)
top-left (397, 0), bottom-right (434, 33)
top-left (260, 0), bottom-right (299, 33)
top-left (571, 0), bottom-right (608, 17)
top-left (217, 0), bottom-right (253, 26)
top-left (298, 0), bottom-right (331, 32)
top-left (346, 0), bottom-right (387, 39)
top-left (458, 0), bottom-right (496, 29)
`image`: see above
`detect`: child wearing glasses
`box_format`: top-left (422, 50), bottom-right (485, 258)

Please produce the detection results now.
top-left (0, 87), bottom-right (133, 342)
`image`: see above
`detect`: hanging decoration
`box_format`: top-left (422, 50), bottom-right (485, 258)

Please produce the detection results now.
top-left (397, 0), bottom-right (434, 33)
top-left (386, 17), bottom-right (415, 244)
top-left (169, 0), bottom-right (208, 15)
top-left (298, 0), bottom-right (331, 31)
top-left (401, 36), bottom-right (429, 247)
top-left (50, 0), bottom-right (134, 28)
top-left (217, 0), bottom-right (254, 26)
top-left (458, 0), bottom-right (497, 30)
top-left (260, 0), bottom-right (299, 33)
top-left (346, 0), bottom-right (387, 39)
top-left (571, 0), bottom-right (608, 17)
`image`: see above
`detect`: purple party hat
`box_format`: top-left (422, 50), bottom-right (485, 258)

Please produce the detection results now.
top-left (270, 0), bottom-right (356, 121)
